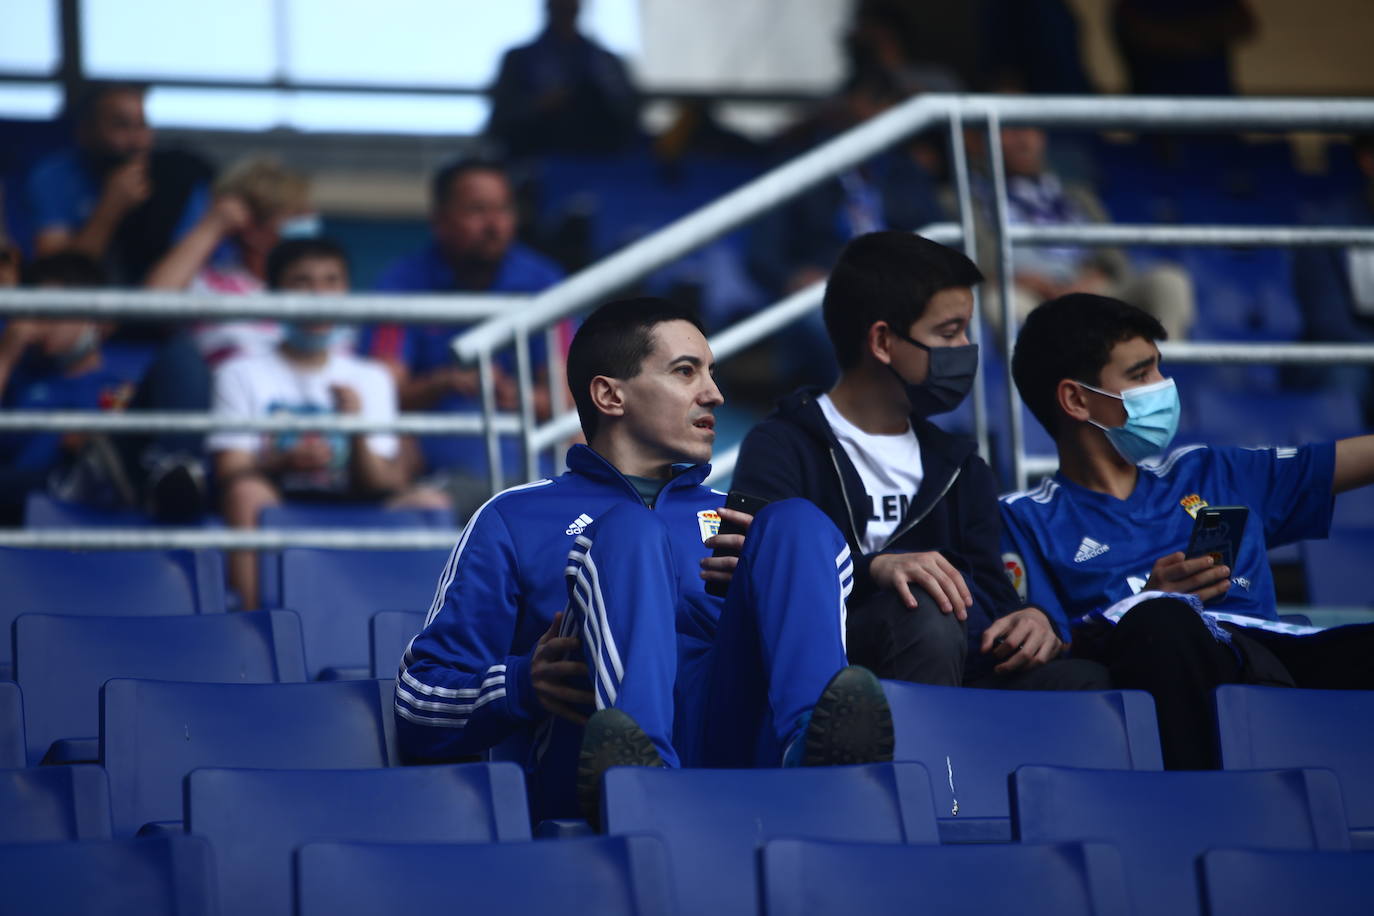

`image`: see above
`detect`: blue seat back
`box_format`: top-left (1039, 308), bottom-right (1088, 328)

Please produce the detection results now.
top-left (1200, 848), bottom-right (1374, 916)
top-left (0, 679), bottom-right (23, 767)
top-left (761, 839), bottom-right (1130, 916)
top-left (187, 763), bottom-right (530, 916)
top-left (370, 609), bottom-right (425, 678)
top-left (1302, 532), bottom-right (1374, 606)
top-left (260, 503), bottom-right (456, 529)
top-left (100, 677), bottom-right (400, 835)
top-left (1012, 766), bottom-right (1352, 916)
top-left (24, 492), bottom-right (157, 528)
top-left (882, 681), bottom-right (1162, 841)
top-left (603, 763), bottom-right (939, 916)
top-left (0, 765), bottom-right (113, 841)
top-left (296, 835), bottom-right (674, 916)
top-left (15, 610), bottom-right (307, 766)
top-left (1215, 685), bottom-right (1374, 845)
top-left (0, 834), bottom-right (217, 916)
top-left (279, 548), bottom-right (451, 679)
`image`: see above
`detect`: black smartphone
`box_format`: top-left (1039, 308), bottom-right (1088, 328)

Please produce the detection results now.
top-left (705, 491), bottom-right (770, 597)
top-left (1185, 505), bottom-right (1249, 568)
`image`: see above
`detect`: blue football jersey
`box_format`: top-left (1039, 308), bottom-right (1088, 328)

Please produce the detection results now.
top-left (999, 443), bottom-right (1336, 632)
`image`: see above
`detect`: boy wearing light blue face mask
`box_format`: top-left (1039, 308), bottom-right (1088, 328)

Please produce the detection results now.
top-left (1001, 293), bottom-right (1374, 770)
top-left (734, 232), bottom-right (1111, 692)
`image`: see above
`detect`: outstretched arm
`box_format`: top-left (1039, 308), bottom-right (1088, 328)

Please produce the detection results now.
top-left (1334, 434), bottom-right (1374, 494)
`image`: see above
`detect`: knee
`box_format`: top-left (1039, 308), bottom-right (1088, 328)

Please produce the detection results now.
top-left (1110, 597), bottom-right (1212, 654)
top-left (883, 586), bottom-right (967, 656)
top-left (221, 474), bottom-right (280, 526)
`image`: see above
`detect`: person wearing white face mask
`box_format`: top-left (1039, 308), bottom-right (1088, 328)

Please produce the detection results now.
top-left (1000, 293), bottom-right (1374, 770)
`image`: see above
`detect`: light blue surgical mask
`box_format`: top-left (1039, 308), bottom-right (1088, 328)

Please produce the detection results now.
top-left (279, 213), bottom-right (323, 239)
top-left (1076, 377), bottom-right (1180, 464)
top-left (284, 324), bottom-right (334, 354)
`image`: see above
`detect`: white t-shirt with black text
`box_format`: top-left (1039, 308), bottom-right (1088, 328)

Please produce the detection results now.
top-left (817, 393), bottom-right (924, 554)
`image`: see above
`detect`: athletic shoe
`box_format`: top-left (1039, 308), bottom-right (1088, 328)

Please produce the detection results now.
top-left (786, 665), bottom-right (895, 767)
top-left (576, 708), bottom-right (665, 829)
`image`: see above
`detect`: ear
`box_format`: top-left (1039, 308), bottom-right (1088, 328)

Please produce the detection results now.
top-left (866, 321), bottom-right (898, 367)
top-left (588, 375), bottom-right (626, 421)
top-left (1056, 378), bottom-right (1092, 424)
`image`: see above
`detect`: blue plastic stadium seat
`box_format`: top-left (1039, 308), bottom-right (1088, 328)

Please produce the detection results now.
top-left (296, 835), bottom-right (674, 916)
top-left (259, 502), bottom-right (456, 530)
top-left (1199, 848), bottom-right (1374, 916)
top-left (0, 680), bottom-right (23, 767)
top-left (882, 681), bottom-right (1162, 842)
top-left (0, 765), bottom-right (113, 842)
top-left (1178, 388), bottom-right (1363, 452)
top-left (370, 610), bottom-right (425, 678)
top-left (0, 835), bottom-right (217, 916)
top-left (24, 492), bottom-right (158, 528)
top-left (278, 548), bottom-right (452, 679)
top-left (100, 677), bottom-right (400, 835)
top-left (602, 763), bottom-right (939, 916)
top-left (14, 610), bottom-right (307, 766)
top-left (1215, 685), bottom-right (1374, 848)
top-left (186, 763), bottom-right (530, 916)
top-left (761, 839), bottom-right (1130, 916)
top-left (1012, 766), bottom-right (1352, 916)
top-left (1302, 532), bottom-right (1374, 607)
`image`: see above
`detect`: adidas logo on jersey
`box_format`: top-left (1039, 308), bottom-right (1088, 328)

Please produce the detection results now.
top-left (565, 513), bottom-right (594, 536)
top-left (1073, 537), bottom-right (1110, 563)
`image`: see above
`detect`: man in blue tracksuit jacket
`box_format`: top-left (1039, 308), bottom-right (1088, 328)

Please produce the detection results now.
top-left (395, 297), bottom-right (893, 821)
top-left (734, 232), bottom-right (1110, 689)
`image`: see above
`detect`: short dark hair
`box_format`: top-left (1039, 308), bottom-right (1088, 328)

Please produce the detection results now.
top-left (69, 81), bottom-right (148, 125)
top-left (25, 251), bottom-right (107, 288)
top-left (1012, 293), bottom-right (1167, 440)
top-left (265, 238), bottom-right (350, 290)
top-left (566, 297), bottom-right (706, 440)
top-left (822, 231), bottom-right (983, 370)
top-left (431, 158), bottom-right (509, 211)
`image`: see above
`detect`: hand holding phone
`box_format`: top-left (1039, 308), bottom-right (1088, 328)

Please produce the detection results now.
top-left (704, 491), bottom-right (769, 597)
top-left (1185, 505), bottom-right (1249, 569)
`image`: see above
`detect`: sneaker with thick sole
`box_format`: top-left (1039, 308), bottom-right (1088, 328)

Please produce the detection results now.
top-left (576, 708), bottom-right (665, 829)
top-left (799, 665), bottom-right (895, 767)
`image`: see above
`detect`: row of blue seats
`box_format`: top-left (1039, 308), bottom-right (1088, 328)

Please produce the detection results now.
top-left (4, 757), bottom-right (1373, 916)
top-left (3, 674), bottom-right (1372, 849)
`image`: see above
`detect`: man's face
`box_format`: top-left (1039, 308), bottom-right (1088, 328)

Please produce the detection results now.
top-left (277, 256), bottom-right (349, 294)
top-left (1080, 335), bottom-right (1166, 427)
top-left (1000, 126), bottom-right (1046, 178)
top-left (614, 319), bottom-right (724, 471)
top-left (432, 170), bottom-right (517, 265)
top-left (889, 286), bottom-right (974, 385)
top-left (82, 90), bottom-right (153, 160)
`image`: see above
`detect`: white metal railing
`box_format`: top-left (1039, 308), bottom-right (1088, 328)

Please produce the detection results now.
top-left (5, 93), bottom-right (1374, 548)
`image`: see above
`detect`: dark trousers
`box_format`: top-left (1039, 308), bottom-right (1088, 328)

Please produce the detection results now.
top-left (1077, 597), bottom-right (1374, 769)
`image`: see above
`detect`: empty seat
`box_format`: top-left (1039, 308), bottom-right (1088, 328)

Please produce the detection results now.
top-left (260, 503), bottom-right (455, 530)
top-left (24, 492), bottom-right (158, 528)
top-left (0, 835), bottom-right (217, 916)
top-left (1012, 766), bottom-right (1351, 916)
top-left (1302, 532), bottom-right (1374, 606)
top-left (14, 610), bottom-right (307, 765)
top-left (0, 680), bottom-right (23, 767)
top-left (1200, 848), bottom-right (1374, 916)
top-left (0, 765), bottom-right (112, 842)
top-left (278, 548), bottom-right (452, 679)
top-left (761, 839), bottom-right (1130, 916)
top-left (882, 680), bottom-right (1162, 842)
top-left (603, 763), bottom-right (939, 916)
top-left (100, 677), bottom-right (400, 835)
top-left (296, 835), bottom-right (674, 916)
top-left (186, 763), bottom-right (530, 916)
top-left (370, 610), bottom-right (424, 678)
top-left (1215, 685), bottom-right (1374, 848)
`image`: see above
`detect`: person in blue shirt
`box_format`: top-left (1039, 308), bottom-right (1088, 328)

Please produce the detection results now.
top-left (363, 158), bottom-right (566, 515)
top-left (396, 297), bottom-right (894, 824)
top-left (1000, 293), bottom-right (1374, 768)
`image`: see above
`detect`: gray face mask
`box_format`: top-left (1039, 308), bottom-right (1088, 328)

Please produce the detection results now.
top-left (52, 326), bottom-right (101, 373)
top-left (889, 331), bottom-right (979, 417)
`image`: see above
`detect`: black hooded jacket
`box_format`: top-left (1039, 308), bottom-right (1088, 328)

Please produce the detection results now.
top-left (733, 388), bottom-right (1045, 677)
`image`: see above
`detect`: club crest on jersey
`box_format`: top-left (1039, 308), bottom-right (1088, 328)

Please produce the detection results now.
top-left (1002, 552), bottom-right (1027, 602)
top-left (697, 510), bottom-right (721, 543)
top-left (1180, 494), bottom-right (1209, 519)
top-left (565, 513), bottom-right (594, 536)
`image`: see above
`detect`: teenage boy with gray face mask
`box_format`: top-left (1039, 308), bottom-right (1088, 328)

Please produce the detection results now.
top-left (734, 232), bottom-right (1110, 691)
top-left (1001, 293), bottom-right (1374, 769)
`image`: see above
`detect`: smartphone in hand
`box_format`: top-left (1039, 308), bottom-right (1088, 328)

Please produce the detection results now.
top-left (705, 491), bottom-right (770, 597)
top-left (1185, 505), bottom-right (1249, 569)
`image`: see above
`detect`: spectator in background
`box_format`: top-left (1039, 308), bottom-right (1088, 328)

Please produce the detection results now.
top-left (210, 239), bottom-right (447, 610)
top-left (363, 158), bottom-right (565, 516)
top-left (146, 157), bottom-right (321, 365)
top-left (1290, 135), bottom-right (1374, 424)
top-left (1112, 0), bottom-right (1257, 96)
top-left (844, 0), bottom-right (966, 97)
top-left (0, 253), bottom-right (132, 524)
top-left (0, 238), bottom-right (19, 289)
top-left (979, 0), bottom-right (1093, 95)
top-left (966, 123), bottom-right (1196, 340)
top-left (486, 0), bottom-right (640, 157)
top-left (23, 82), bottom-right (213, 285)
